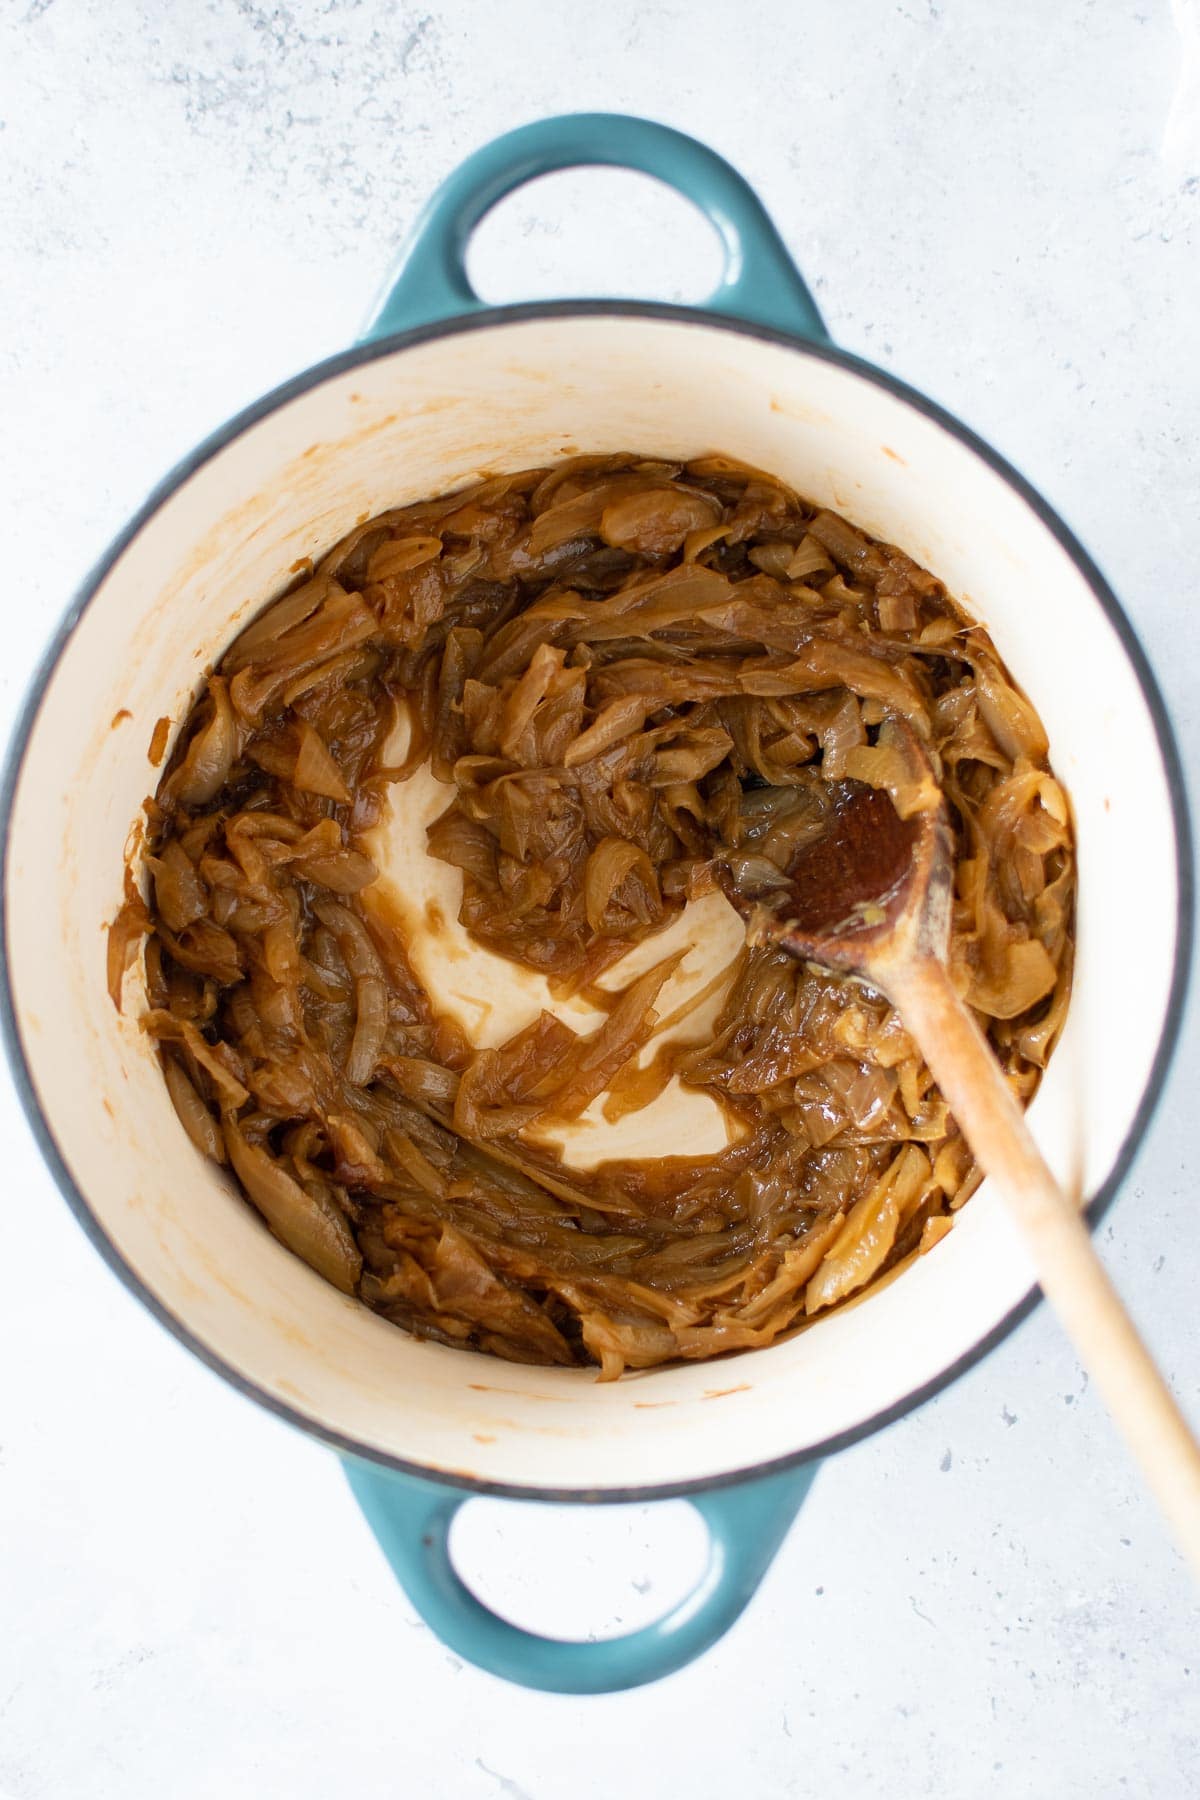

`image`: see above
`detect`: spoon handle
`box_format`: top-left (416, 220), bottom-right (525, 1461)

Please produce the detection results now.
top-left (886, 956), bottom-right (1200, 1577)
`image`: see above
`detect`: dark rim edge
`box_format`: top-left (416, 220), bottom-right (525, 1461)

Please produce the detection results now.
top-left (1, 300), bottom-right (1192, 1505)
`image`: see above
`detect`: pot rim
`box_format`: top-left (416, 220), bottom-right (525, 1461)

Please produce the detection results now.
top-left (2, 300), bottom-right (1192, 1502)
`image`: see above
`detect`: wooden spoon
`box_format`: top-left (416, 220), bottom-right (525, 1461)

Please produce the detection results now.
top-left (722, 722), bottom-right (1200, 1574)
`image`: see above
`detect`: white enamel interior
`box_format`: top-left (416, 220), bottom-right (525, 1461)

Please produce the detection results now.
top-left (5, 315), bottom-right (1180, 1492)
top-left (364, 749), bottom-right (747, 1168)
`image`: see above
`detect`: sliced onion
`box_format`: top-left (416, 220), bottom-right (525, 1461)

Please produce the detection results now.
top-left (222, 573), bottom-right (337, 671)
top-left (168, 677), bottom-right (237, 808)
top-left (224, 1120), bottom-right (361, 1294)
top-left (163, 1056), bottom-right (225, 1162)
top-left (147, 841), bottom-right (208, 933)
top-left (972, 653), bottom-right (1049, 761)
top-left (106, 892), bottom-right (150, 1011)
top-left (345, 975), bottom-right (388, 1084)
top-left (584, 837), bottom-right (662, 935)
top-left (367, 535), bottom-right (443, 580)
top-left (563, 695), bottom-right (653, 767)
top-left (144, 1010), bottom-right (249, 1108)
top-left (805, 1151), bottom-right (917, 1313)
top-left (290, 850), bottom-right (378, 894)
top-left (967, 937), bottom-right (1057, 1018)
top-left (599, 487), bottom-right (720, 556)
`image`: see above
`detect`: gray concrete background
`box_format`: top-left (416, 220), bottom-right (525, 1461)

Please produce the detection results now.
top-left (1, 2), bottom-right (1197, 1795)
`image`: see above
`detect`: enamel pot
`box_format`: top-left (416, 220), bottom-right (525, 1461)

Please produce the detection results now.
top-left (1, 114), bottom-right (1191, 1694)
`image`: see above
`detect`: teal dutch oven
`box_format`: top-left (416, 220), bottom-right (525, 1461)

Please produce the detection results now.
top-left (1, 115), bottom-right (1190, 1694)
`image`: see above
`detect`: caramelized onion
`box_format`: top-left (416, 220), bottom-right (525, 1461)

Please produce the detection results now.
top-left (163, 1055), bottom-right (226, 1162)
top-left (224, 1119), bottom-right (362, 1293)
top-left (806, 1146), bottom-right (930, 1313)
top-left (167, 677), bottom-right (237, 808)
top-left (600, 487), bottom-right (721, 556)
top-left (293, 721), bottom-right (351, 802)
top-left (584, 837), bottom-right (663, 936)
top-left (118, 453), bottom-right (1073, 1376)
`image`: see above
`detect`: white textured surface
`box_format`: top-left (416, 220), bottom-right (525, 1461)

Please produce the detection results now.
top-left (1, 3), bottom-right (1198, 1797)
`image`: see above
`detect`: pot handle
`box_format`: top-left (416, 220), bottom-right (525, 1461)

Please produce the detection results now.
top-left (343, 1455), bottom-right (819, 1694)
top-left (362, 113), bottom-right (827, 344)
